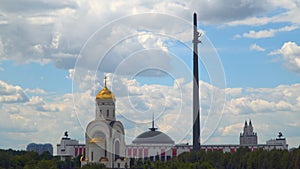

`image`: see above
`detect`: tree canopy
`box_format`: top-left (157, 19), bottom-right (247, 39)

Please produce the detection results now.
top-left (1, 147), bottom-right (300, 169)
top-left (131, 147), bottom-right (300, 169)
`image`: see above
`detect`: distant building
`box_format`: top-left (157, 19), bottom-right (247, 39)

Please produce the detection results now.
top-left (240, 120), bottom-right (258, 145)
top-left (125, 119), bottom-right (288, 161)
top-left (26, 143), bottom-right (53, 155)
top-left (56, 132), bottom-right (85, 161)
top-left (266, 132), bottom-right (288, 150)
top-left (126, 117), bottom-right (175, 162)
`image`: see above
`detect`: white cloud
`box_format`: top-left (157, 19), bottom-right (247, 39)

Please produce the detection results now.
top-left (25, 96), bottom-right (44, 106)
top-left (0, 38), bottom-right (4, 56)
top-left (227, 0), bottom-right (300, 26)
top-left (228, 16), bottom-right (273, 26)
top-left (244, 29), bottom-right (275, 39)
top-left (24, 88), bottom-right (47, 95)
top-left (218, 123), bottom-right (243, 136)
top-left (250, 43), bottom-right (265, 51)
top-left (0, 80), bottom-right (29, 103)
top-left (26, 16), bottom-right (55, 25)
top-left (270, 41), bottom-right (300, 73)
top-left (1, 77), bottom-right (300, 149)
top-left (0, 81), bottom-right (88, 149)
top-left (189, 0), bottom-right (273, 24)
top-left (226, 84), bottom-right (300, 115)
top-left (225, 87), bottom-right (243, 98)
top-left (0, 0), bottom-right (296, 71)
top-left (235, 25), bottom-right (298, 39)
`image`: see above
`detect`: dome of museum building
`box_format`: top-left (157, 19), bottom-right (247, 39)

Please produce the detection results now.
top-left (132, 118), bottom-right (174, 145)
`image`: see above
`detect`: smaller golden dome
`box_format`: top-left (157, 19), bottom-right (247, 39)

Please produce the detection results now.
top-left (89, 137), bottom-right (105, 143)
top-left (99, 157), bottom-right (109, 162)
top-left (96, 86), bottom-right (114, 99)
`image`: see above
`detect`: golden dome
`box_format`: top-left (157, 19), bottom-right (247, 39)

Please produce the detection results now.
top-left (96, 86), bottom-right (114, 99)
top-left (99, 157), bottom-right (109, 162)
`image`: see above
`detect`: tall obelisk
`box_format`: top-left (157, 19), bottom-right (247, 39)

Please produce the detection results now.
top-left (192, 12), bottom-right (200, 151)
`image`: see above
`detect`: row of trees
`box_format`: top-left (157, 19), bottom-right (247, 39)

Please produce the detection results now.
top-left (132, 147), bottom-right (300, 169)
top-left (1, 147), bottom-right (300, 169)
top-left (0, 149), bottom-right (81, 169)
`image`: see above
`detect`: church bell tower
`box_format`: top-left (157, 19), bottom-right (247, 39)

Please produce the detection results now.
top-left (95, 77), bottom-right (116, 121)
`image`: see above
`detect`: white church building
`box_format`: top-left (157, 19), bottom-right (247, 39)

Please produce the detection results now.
top-left (81, 79), bottom-right (128, 168)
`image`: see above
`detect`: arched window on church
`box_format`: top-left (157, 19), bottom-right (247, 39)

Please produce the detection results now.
top-left (115, 141), bottom-right (120, 160)
top-left (107, 110), bottom-right (109, 117)
top-left (113, 109), bottom-right (115, 118)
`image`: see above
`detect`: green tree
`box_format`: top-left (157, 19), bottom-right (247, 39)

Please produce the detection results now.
top-left (194, 161), bottom-right (214, 169)
top-left (81, 163), bottom-right (107, 169)
top-left (143, 159), bottom-right (151, 169)
top-left (36, 159), bottom-right (58, 169)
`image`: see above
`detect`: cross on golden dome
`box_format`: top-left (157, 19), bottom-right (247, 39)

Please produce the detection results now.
top-left (96, 76), bottom-right (114, 99)
top-left (104, 76), bottom-right (107, 87)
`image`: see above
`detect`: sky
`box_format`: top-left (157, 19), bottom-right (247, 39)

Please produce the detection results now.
top-left (1, 0), bottom-right (300, 151)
